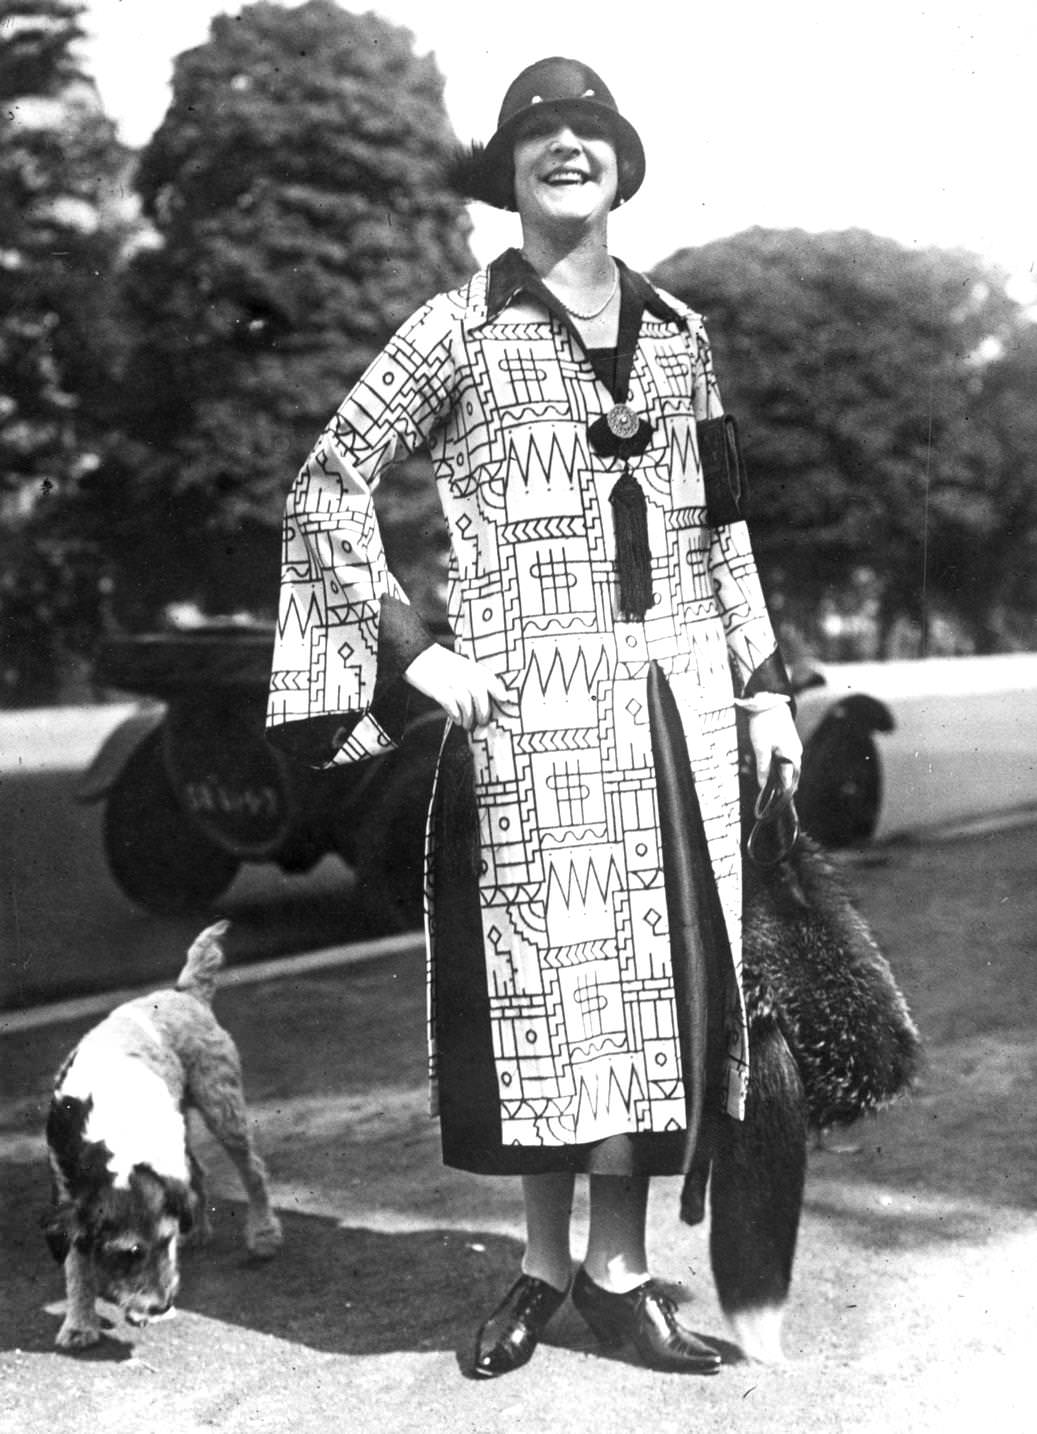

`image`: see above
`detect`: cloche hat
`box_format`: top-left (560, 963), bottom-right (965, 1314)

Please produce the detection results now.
top-left (448, 56), bottom-right (646, 210)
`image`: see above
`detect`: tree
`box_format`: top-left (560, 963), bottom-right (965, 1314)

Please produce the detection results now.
top-left (84, 0), bottom-right (472, 630)
top-left (652, 228), bottom-right (1027, 656)
top-left (0, 0), bottom-right (134, 703)
top-left (928, 315), bottom-right (1037, 652)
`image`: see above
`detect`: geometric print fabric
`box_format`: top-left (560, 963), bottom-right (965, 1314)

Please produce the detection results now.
top-left (268, 262), bottom-right (783, 1142)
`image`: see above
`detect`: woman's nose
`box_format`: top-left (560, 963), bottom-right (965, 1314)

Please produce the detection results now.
top-left (548, 128), bottom-right (581, 153)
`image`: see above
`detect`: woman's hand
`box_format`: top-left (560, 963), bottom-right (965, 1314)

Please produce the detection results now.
top-left (403, 645), bottom-right (518, 737)
top-left (747, 701), bottom-right (802, 793)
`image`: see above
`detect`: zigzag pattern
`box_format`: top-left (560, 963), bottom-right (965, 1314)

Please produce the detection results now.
top-left (667, 504), bottom-right (710, 531)
top-left (275, 587), bottom-right (324, 642)
top-left (502, 516), bottom-right (584, 543)
top-left (521, 641), bottom-right (612, 700)
top-left (541, 940), bottom-right (613, 967)
top-left (268, 670), bottom-right (308, 693)
top-left (268, 271), bottom-right (776, 1143)
top-left (545, 851), bottom-right (622, 910)
top-left (572, 1061), bottom-right (646, 1125)
top-left (504, 427), bottom-right (584, 492)
top-left (514, 729), bottom-right (598, 753)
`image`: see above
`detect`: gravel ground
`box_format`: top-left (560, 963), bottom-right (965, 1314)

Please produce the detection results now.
top-left (2, 823), bottom-right (1035, 1434)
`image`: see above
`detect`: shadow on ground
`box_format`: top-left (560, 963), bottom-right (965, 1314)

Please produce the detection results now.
top-left (1, 1151), bottom-right (524, 1361)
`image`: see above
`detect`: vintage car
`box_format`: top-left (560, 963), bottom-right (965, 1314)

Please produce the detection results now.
top-left (78, 630), bottom-right (1037, 927)
top-left (795, 652), bottom-right (1037, 843)
top-left (77, 625), bottom-right (443, 930)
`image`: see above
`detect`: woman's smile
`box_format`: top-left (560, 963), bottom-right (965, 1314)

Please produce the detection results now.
top-left (514, 121), bottom-right (618, 222)
top-left (542, 164), bottom-right (592, 188)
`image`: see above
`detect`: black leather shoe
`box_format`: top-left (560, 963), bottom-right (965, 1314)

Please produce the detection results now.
top-left (473, 1273), bottom-right (569, 1378)
top-left (571, 1267), bottom-right (721, 1373)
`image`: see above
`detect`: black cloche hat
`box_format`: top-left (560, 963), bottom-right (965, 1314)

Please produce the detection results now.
top-left (448, 56), bottom-right (646, 211)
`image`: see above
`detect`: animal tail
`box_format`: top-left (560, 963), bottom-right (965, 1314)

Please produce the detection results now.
top-left (175, 920), bottom-right (229, 1006)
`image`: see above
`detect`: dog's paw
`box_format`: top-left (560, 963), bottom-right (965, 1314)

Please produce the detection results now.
top-left (246, 1210), bottom-right (283, 1260)
top-left (56, 1318), bottom-right (102, 1351)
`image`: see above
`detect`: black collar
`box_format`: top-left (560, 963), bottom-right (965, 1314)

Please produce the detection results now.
top-left (484, 247), bottom-right (682, 326)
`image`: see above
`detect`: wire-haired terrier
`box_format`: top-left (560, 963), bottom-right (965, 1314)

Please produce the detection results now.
top-left (42, 921), bottom-right (282, 1349)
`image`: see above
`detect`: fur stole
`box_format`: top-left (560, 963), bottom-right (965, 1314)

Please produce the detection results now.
top-left (741, 833), bottom-right (921, 1129)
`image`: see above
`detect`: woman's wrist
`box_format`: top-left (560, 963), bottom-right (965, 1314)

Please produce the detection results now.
top-left (734, 692), bottom-right (791, 715)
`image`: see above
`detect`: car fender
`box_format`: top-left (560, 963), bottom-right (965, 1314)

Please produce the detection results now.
top-left (796, 689), bottom-right (895, 746)
top-left (75, 705), bottom-right (168, 803)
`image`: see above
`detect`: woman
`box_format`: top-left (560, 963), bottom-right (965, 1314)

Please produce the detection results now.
top-left (266, 57), bottom-right (801, 1377)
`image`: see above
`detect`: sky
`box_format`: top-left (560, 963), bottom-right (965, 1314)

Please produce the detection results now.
top-left (78, 0), bottom-right (1034, 300)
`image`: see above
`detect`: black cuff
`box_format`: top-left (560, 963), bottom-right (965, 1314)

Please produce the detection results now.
top-left (378, 594), bottom-right (436, 681)
top-left (267, 598), bottom-right (437, 769)
top-left (743, 648), bottom-right (796, 717)
top-left (266, 712), bottom-right (363, 768)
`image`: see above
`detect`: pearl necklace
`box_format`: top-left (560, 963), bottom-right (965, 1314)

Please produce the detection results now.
top-left (542, 259), bottom-right (619, 321)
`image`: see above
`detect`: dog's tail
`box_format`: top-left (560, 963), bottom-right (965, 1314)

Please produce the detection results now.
top-left (175, 920), bottom-right (229, 1006)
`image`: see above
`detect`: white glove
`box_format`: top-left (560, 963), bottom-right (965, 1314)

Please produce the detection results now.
top-left (742, 698), bottom-right (802, 793)
top-left (403, 645), bottom-right (517, 737)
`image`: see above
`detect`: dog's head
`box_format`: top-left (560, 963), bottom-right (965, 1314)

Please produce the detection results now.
top-left (44, 1162), bottom-right (196, 1322)
top-left (44, 1093), bottom-right (197, 1323)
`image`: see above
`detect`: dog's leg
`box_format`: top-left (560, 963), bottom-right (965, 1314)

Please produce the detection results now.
top-left (56, 1248), bottom-right (102, 1349)
top-left (189, 1042), bottom-right (282, 1258)
top-left (188, 1148), bottom-right (213, 1244)
top-left (708, 1018), bottom-right (807, 1363)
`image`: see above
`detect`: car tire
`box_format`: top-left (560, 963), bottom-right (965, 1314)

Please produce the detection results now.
top-left (103, 731), bottom-right (241, 913)
top-left (798, 713), bottom-right (882, 846)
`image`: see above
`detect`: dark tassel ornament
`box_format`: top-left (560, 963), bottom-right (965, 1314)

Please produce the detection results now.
top-left (610, 465), bottom-right (653, 620)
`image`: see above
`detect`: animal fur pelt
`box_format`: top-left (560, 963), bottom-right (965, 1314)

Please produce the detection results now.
top-left (740, 833), bottom-right (921, 1130)
top-left (680, 815), bottom-right (920, 1360)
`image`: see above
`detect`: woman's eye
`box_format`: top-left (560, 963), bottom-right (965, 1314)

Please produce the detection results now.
top-left (517, 113), bottom-right (560, 142)
top-left (573, 117), bottom-right (609, 141)
top-left (516, 111), bottom-right (610, 147)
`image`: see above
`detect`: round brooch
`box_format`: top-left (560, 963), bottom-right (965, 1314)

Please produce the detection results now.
top-left (605, 403), bottom-right (640, 440)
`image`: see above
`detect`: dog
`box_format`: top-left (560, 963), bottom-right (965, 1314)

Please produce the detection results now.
top-left (42, 920), bottom-right (283, 1349)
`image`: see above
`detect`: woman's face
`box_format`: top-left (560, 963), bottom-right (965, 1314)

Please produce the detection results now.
top-left (512, 108), bottom-right (619, 233)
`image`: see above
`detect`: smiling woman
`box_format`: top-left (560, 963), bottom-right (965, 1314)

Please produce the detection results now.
top-left (265, 54), bottom-right (802, 1380)
top-left (513, 118), bottom-right (619, 239)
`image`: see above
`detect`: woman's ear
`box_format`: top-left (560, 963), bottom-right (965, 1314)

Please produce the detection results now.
top-left (615, 153), bottom-right (638, 205)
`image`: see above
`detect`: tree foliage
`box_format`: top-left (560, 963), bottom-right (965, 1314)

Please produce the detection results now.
top-left (83, 0), bottom-right (472, 630)
top-left (652, 228), bottom-right (1033, 655)
top-left (0, 0), bottom-right (134, 702)
top-left (926, 318), bottom-right (1037, 652)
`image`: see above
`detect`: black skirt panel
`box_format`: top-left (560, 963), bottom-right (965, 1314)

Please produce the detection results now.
top-left (432, 663), bottom-right (733, 1176)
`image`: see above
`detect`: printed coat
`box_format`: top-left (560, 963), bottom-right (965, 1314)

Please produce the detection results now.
top-left (266, 254), bottom-right (786, 1156)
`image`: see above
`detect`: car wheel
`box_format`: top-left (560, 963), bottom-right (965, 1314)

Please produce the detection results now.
top-left (798, 714), bottom-right (882, 846)
top-left (103, 731), bottom-right (241, 913)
